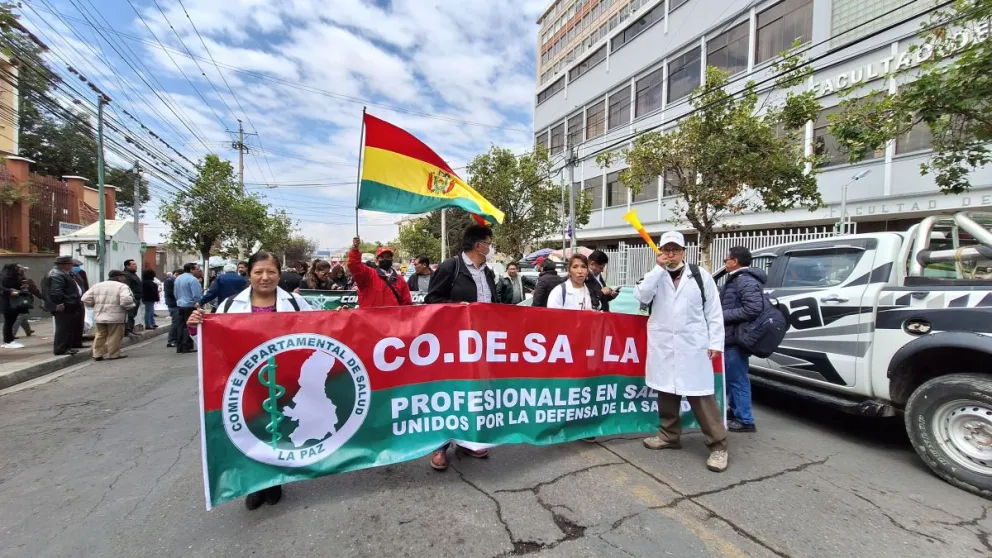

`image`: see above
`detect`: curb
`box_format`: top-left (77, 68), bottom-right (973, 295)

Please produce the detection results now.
top-left (0, 326), bottom-right (170, 390)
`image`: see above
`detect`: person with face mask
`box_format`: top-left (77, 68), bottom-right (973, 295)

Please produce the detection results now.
top-left (634, 231), bottom-right (729, 473)
top-left (347, 237), bottom-right (413, 307)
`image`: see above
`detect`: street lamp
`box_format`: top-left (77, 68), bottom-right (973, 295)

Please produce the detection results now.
top-left (839, 169), bottom-right (871, 235)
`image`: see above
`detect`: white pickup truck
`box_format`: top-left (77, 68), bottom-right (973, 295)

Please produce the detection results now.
top-left (714, 212), bottom-right (992, 497)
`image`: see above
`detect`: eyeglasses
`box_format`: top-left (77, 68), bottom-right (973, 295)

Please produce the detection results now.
top-left (660, 247), bottom-right (684, 254)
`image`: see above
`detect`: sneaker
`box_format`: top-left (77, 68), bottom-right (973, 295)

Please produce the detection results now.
top-left (707, 450), bottom-right (729, 473)
top-left (1, 342), bottom-right (24, 349)
top-left (244, 491), bottom-right (265, 510)
top-left (643, 436), bottom-right (682, 450)
top-left (728, 420), bottom-right (757, 433)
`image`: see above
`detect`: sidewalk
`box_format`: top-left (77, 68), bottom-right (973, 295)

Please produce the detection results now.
top-left (0, 311), bottom-right (172, 390)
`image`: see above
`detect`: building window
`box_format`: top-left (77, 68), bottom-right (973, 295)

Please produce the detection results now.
top-left (608, 86), bottom-right (632, 130)
top-left (707, 21), bottom-right (749, 76)
top-left (606, 171), bottom-right (626, 207)
top-left (537, 77), bottom-right (565, 104)
top-left (814, 106), bottom-right (884, 167)
top-left (567, 113), bottom-right (584, 147)
top-left (662, 170), bottom-right (683, 197)
top-left (610, 3), bottom-right (664, 51)
top-left (668, 46), bottom-right (701, 103)
top-left (832, 0), bottom-right (935, 46)
top-left (632, 176), bottom-right (659, 203)
top-left (635, 67), bottom-right (664, 117)
top-left (896, 119), bottom-right (933, 154)
top-left (586, 100), bottom-right (606, 139)
top-left (569, 46), bottom-right (606, 82)
top-left (756, 0), bottom-right (813, 64)
top-left (550, 123), bottom-right (565, 155)
top-left (535, 131), bottom-right (549, 151)
top-left (670, 0), bottom-right (692, 11)
top-left (584, 175), bottom-right (604, 210)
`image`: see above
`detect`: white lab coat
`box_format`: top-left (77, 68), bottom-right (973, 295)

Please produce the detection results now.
top-left (633, 265), bottom-right (725, 396)
top-left (215, 287), bottom-right (313, 314)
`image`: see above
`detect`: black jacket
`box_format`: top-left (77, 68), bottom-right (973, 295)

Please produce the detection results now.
top-left (163, 276), bottom-right (177, 307)
top-left (721, 267), bottom-right (768, 347)
top-left (0, 274), bottom-right (21, 312)
top-left (279, 272), bottom-right (304, 292)
top-left (122, 270), bottom-right (142, 304)
top-left (45, 267), bottom-right (81, 309)
top-left (585, 274), bottom-right (619, 312)
top-left (495, 275), bottom-right (536, 304)
top-left (530, 269), bottom-right (565, 308)
top-left (142, 279), bottom-right (160, 303)
top-left (425, 255), bottom-right (497, 304)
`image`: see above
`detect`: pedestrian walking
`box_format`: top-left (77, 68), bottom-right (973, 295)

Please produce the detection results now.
top-left (163, 269), bottom-right (181, 348)
top-left (186, 251), bottom-right (312, 511)
top-left (404, 256), bottom-right (433, 293)
top-left (348, 238), bottom-right (412, 307)
top-left (122, 259), bottom-right (142, 335)
top-left (530, 259), bottom-right (564, 308)
top-left (1, 264), bottom-right (25, 349)
top-left (721, 246), bottom-right (765, 433)
top-left (200, 263), bottom-right (248, 307)
top-left (424, 224), bottom-right (497, 470)
top-left (587, 250), bottom-right (620, 312)
top-left (12, 264), bottom-right (41, 338)
top-left (81, 270), bottom-right (136, 361)
top-left (174, 262), bottom-right (202, 354)
top-left (496, 261), bottom-right (535, 304)
top-left (547, 254), bottom-right (596, 310)
top-left (43, 256), bottom-right (84, 356)
top-left (141, 269), bottom-right (160, 329)
top-left (303, 259), bottom-right (335, 290)
top-left (634, 231), bottom-right (729, 473)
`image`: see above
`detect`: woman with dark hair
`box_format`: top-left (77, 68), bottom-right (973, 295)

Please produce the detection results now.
top-left (1, 264), bottom-right (24, 348)
top-left (186, 251), bottom-right (312, 510)
top-left (141, 269), bottom-right (160, 329)
top-left (303, 259), bottom-right (334, 290)
top-left (547, 254), bottom-right (597, 311)
top-left (328, 264), bottom-right (352, 291)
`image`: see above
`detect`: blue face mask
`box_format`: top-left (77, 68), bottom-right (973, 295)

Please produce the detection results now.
top-left (72, 266), bottom-right (82, 273)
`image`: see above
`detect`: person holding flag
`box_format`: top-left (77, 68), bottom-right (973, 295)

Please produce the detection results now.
top-left (347, 238), bottom-right (412, 307)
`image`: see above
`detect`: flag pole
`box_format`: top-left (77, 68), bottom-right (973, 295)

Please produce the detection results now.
top-left (354, 106), bottom-right (367, 237)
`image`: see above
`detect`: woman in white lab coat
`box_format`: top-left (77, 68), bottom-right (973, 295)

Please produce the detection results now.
top-left (547, 255), bottom-right (597, 311)
top-left (632, 231), bottom-right (729, 473)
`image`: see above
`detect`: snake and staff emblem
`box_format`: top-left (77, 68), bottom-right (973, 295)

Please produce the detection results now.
top-left (257, 357), bottom-right (285, 449)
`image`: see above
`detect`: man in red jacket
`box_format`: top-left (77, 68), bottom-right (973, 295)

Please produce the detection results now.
top-left (348, 237), bottom-right (413, 307)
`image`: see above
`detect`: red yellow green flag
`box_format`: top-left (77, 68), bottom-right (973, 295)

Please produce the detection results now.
top-left (357, 113), bottom-right (504, 225)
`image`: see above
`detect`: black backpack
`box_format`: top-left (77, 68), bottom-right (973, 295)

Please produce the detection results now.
top-left (738, 293), bottom-right (788, 358)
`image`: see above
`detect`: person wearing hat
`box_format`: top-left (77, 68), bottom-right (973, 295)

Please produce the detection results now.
top-left (45, 256), bottom-right (84, 355)
top-left (347, 237), bottom-right (412, 307)
top-left (200, 263), bottom-right (248, 308)
top-left (634, 231), bottom-right (729, 473)
top-left (81, 270), bottom-right (136, 361)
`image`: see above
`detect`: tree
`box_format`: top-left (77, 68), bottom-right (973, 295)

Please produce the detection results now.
top-left (830, 0), bottom-right (992, 194)
top-left (466, 145), bottom-right (591, 258)
top-left (221, 197), bottom-right (296, 257)
top-left (105, 166), bottom-right (151, 219)
top-left (256, 209), bottom-right (295, 255)
top-left (397, 217), bottom-right (441, 261)
top-left (159, 154), bottom-right (245, 284)
top-left (283, 235), bottom-right (318, 265)
top-left (598, 64), bottom-right (822, 265)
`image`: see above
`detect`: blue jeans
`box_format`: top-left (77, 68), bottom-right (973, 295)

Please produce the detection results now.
top-left (725, 345), bottom-right (754, 425)
top-left (144, 304), bottom-right (157, 328)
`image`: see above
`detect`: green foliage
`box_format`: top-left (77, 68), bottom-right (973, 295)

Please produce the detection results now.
top-left (466, 145), bottom-right (590, 258)
top-left (283, 235), bottom-right (318, 265)
top-left (397, 217), bottom-right (441, 261)
top-left (605, 66), bottom-right (821, 262)
top-left (830, 0), bottom-right (992, 194)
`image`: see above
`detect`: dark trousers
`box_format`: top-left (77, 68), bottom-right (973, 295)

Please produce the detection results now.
top-left (74, 305), bottom-right (85, 347)
top-left (176, 306), bottom-right (195, 353)
top-left (3, 310), bottom-right (19, 343)
top-left (167, 306), bottom-right (181, 344)
top-left (53, 305), bottom-right (82, 355)
top-left (126, 303), bottom-right (140, 334)
top-left (656, 391), bottom-right (728, 452)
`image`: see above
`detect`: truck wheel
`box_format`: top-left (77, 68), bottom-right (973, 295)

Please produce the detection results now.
top-left (905, 373), bottom-right (992, 499)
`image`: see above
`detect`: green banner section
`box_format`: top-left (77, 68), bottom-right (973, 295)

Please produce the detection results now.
top-left (299, 289), bottom-right (426, 310)
top-left (204, 374), bottom-right (724, 506)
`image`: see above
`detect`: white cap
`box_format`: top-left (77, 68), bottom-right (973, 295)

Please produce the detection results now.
top-left (659, 231), bottom-right (685, 248)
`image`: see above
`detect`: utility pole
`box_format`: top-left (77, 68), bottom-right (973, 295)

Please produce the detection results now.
top-left (567, 147), bottom-right (577, 253)
top-left (229, 119), bottom-right (257, 193)
top-left (97, 95), bottom-right (108, 281)
top-left (133, 161), bottom-right (142, 270)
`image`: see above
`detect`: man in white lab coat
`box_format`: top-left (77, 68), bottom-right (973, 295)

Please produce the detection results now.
top-left (634, 231), bottom-right (729, 472)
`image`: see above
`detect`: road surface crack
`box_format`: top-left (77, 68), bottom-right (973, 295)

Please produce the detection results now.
top-left (124, 430), bottom-right (199, 521)
top-left (683, 455), bottom-right (832, 500)
top-left (492, 462), bottom-right (624, 495)
top-left (933, 505), bottom-right (991, 552)
top-left (849, 491), bottom-right (946, 545)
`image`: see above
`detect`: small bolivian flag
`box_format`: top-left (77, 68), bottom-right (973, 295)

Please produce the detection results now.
top-left (358, 113), bottom-right (504, 225)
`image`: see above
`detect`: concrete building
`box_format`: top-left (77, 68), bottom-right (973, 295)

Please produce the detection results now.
top-left (0, 53), bottom-right (18, 157)
top-left (533, 0), bottom-right (990, 248)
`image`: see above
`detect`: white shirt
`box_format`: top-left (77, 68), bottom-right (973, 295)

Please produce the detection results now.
top-left (547, 280), bottom-right (593, 311)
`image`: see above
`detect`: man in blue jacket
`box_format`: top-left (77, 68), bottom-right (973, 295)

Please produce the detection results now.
top-left (200, 263), bottom-right (248, 308)
top-left (721, 246), bottom-right (766, 433)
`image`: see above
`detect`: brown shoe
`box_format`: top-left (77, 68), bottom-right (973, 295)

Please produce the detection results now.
top-left (430, 450), bottom-right (448, 471)
top-left (643, 436), bottom-right (682, 450)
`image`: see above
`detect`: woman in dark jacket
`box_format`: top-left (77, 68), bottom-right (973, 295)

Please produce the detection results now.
top-left (303, 259), bottom-right (335, 290)
top-left (328, 264), bottom-right (352, 290)
top-left (141, 269), bottom-right (160, 329)
top-left (1, 264), bottom-right (24, 348)
top-left (530, 259), bottom-right (565, 308)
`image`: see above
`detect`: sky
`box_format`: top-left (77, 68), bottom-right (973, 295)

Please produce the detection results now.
top-left (20, 0), bottom-right (546, 252)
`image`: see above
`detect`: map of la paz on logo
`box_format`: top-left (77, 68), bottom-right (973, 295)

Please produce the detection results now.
top-left (222, 334), bottom-right (371, 467)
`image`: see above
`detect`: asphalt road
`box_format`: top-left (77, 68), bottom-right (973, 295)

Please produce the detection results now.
top-left (1, 339), bottom-right (990, 558)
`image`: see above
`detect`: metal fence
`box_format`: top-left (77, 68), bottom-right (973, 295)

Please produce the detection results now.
top-left (28, 173), bottom-right (74, 253)
top-left (602, 225), bottom-right (852, 286)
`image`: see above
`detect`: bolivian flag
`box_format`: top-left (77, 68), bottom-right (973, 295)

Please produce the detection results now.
top-left (358, 113), bottom-right (504, 225)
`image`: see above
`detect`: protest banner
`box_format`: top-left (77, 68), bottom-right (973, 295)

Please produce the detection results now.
top-left (299, 289), bottom-right (426, 310)
top-left (198, 304), bottom-right (724, 509)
